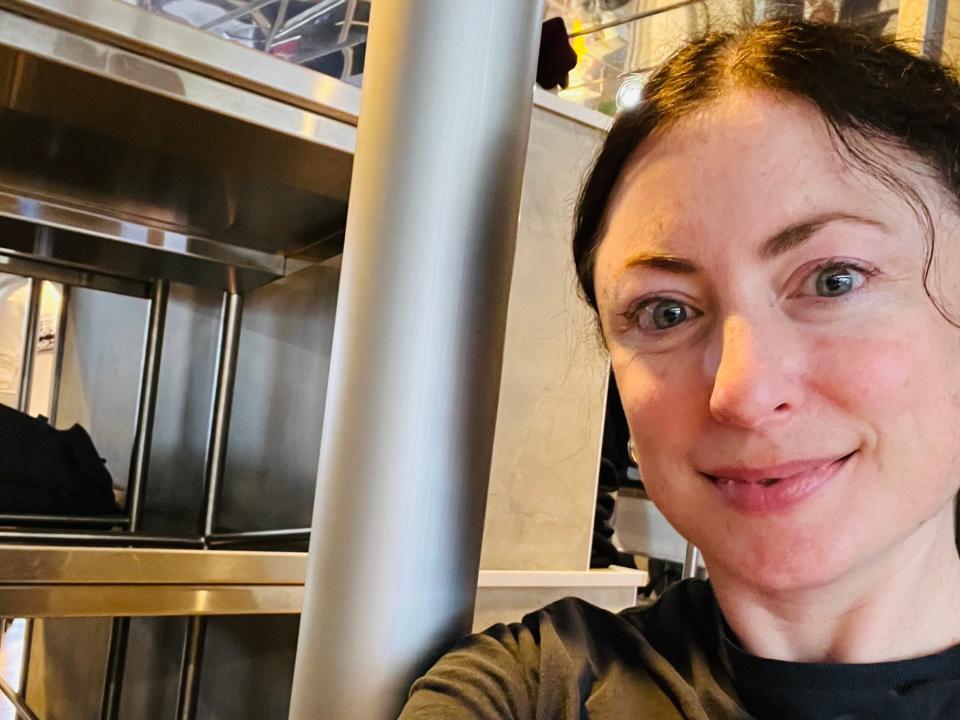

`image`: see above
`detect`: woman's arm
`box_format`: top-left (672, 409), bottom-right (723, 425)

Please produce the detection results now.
top-left (397, 623), bottom-right (539, 720)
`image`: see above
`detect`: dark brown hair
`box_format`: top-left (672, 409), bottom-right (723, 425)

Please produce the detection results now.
top-left (572, 20), bottom-right (960, 315)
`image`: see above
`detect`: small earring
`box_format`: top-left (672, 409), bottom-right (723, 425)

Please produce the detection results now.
top-left (627, 438), bottom-right (639, 465)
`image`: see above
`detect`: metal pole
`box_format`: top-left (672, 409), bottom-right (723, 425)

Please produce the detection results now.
top-left (896, 0), bottom-right (951, 59)
top-left (0, 530), bottom-right (201, 547)
top-left (202, 292), bottom-right (243, 539)
top-left (128, 279), bottom-right (169, 531)
top-left (47, 284), bottom-right (70, 425)
top-left (683, 542), bottom-right (701, 580)
top-left (16, 279), bottom-right (40, 414)
top-left (174, 616), bottom-right (207, 720)
top-left (287, 3), bottom-right (543, 719)
top-left (100, 617), bottom-right (129, 720)
top-left (172, 292), bottom-right (242, 720)
top-left (205, 528), bottom-right (309, 546)
top-left (0, 674), bottom-right (39, 720)
top-left (569, 0), bottom-right (705, 37)
top-left (16, 618), bottom-right (33, 701)
top-left (0, 513), bottom-right (128, 527)
top-left (102, 279), bottom-right (167, 720)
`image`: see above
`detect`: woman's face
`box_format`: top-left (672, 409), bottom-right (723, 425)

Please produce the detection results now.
top-left (594, 90), bottom-right (960, 592)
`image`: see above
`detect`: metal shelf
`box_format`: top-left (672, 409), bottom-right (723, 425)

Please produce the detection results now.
top-left (0, 8), bottom-right (356, 292)
top-left (0, 584), bottom-right (305, 617)
top-left (0, 546), bottom-right (307, 584)
top-left (0, 546), bottom-right (307, 617)
top-left (0, 0), bottom-right (362, 125)
top-left (0, 546), bottom-right (650, 619)
top-left (0, 4), bottom-right (363, 714)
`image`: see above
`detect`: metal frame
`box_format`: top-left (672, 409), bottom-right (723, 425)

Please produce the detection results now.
top-left (0, 191), bottom-right (287, 294)
top-left (15, 279), bottom-right (40, 414)
top-left (46, 284), bottom-right (69, 424)
top-left (206, 528), bottom-right (310, 546)
top-left (0, 514), bottom-right (127, 528)
top-left (0, 673), bottom-right (40, 720)
top-left (0, 253), bottom-right (151, 300)
top-left (0, 546), bottom-right (307, 617)
top-left (175, 617), bottom-right (206, 720)
top-left (897, 0), bottom-right (950, 58)
top-left (202, 292), bottom-right (244, 541)
top-left (100, 618), bottom-right (128, 720)
top-left (0, 5), bottom-right (353, 720)
top-left (0, 0), bottom-right (363, 126)
top-left (0, 617), bottom-right (37, 720)
top-left (127, 280), bottom-right (169, 532)
top-left (0, 531), bottom-right (202, 547)
top-left (568, 0), bottom-right (706, 37)
top-left (0, 270), bottom-right (309, 720)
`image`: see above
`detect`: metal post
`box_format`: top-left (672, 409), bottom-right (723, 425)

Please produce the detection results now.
top-left (0, 675), bottom-right (39, 720)
top-left (897, 0), bottom-right (951, 60)
top-left (287, 3), bottom-right (543, 719)
top-left (172, 291), bottom-right (242, 720)
top-left (100, 617), bottom-right (129, 720)
top-left (16, 279), bottom-right (41, 414)
top-left (47, 284), bottom-right (70, 425)
top-left (18, 618), bottom-right (32, 697)
top-left (683, 542), bottom-right (701, 580)
top-left (202, 291), bottom-right (243, 539)
top-left (127, 279), bottom-right (169, 531)
top-left (102, 279), bottom-right (167, 720)
top-left (174, 616), bottom-right (207, 720)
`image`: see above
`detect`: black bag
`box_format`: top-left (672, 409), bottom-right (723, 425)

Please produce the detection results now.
top-left (0, 403), bottom-right (121, 515)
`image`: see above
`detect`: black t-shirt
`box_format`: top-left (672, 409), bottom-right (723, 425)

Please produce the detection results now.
top-left (398, 579), bottom-right (960, 719)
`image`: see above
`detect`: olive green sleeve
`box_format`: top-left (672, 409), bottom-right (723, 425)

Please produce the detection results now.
top-left (397, 622), bottom-right (540, 720)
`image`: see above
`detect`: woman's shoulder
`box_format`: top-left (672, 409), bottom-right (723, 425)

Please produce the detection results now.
top-left (399, 579), bottom-right (727, 720)
top-left (515, 577), bottom-right (717, 647)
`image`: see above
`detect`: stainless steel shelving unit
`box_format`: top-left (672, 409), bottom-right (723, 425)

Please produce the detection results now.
top-left (0, 1), bottom-right (361, 717)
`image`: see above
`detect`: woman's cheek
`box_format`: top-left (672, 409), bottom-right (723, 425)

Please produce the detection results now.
top-left (807, 331), bottom-right (922, 416)
top-left (808, 328), bottom-right (960, 501)
top-left (615, 353), bottom-right (706, 472)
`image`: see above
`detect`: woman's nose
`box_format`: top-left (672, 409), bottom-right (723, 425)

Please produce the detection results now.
top-left (708, 315), bottom-right (797, 429)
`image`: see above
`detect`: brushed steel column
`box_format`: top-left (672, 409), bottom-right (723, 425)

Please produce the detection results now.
top-left (287, 2), bottom-right (543, 719)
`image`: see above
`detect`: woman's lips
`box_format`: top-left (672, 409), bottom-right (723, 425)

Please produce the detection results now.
top-left (702, 452), bottom-right (855, 514)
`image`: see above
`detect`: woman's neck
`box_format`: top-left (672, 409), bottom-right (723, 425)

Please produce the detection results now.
top-left (709, 504), bottom-right (960, 664)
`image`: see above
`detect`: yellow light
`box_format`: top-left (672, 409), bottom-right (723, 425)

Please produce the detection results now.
top-left (571, 19), bottom-right (588, 61)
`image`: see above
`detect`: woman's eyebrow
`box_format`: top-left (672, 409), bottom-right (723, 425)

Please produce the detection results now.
top-left (618, 212), bottom-right (886, 275)
top-left (622, 252), bottom-right (698, 274)
top-left (760, 212), bottom-right (887, 260)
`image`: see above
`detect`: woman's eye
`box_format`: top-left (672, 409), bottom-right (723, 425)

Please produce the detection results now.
top-left (631, 298), bottom-right (697, 332)
top-left (651, 300), bottom-right (687, 328)
top-left (810, 263), bottom-right (868, 298)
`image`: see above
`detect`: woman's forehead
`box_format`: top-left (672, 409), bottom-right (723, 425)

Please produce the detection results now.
top-left (597, 90), bottom-right (923, 268)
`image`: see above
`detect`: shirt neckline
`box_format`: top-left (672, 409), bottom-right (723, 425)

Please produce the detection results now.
top-left (717, 608), bottom-right (960, 691)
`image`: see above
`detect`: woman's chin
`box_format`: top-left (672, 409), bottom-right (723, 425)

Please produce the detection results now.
top-left (704, 531), bottom-right (866, 595)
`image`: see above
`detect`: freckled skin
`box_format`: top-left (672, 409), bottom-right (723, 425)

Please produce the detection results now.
top-left (593, 90), bottom-right (960, 603)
